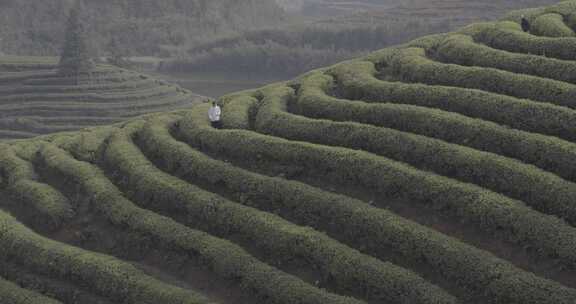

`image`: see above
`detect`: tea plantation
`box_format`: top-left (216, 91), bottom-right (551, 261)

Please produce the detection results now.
top-left (2, 1), bottom-right (576, 303)
top-left (0, 57), bottom-right (202, 140)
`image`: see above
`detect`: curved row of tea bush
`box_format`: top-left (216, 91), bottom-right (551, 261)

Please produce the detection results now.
top-left (0, 90), bottom-right (191, 110)
top-left (0, 86), bottom-right (179, 104)
top-left (183, 100), bottom-right (576, 274)
top-left (294, 72), bottom-right (576, 183)
top-left (2, 1), bottom-right (576, 302)
top-left (103, 121), bottom-right (452, 304)
top-left (0, 130), bottom-right (38, 139)
top-left (254, 84), bottom-right (576, 228)
top-left (0, 95), bottom-right (193, 119)
top-left (0, 63), bottom-right (55, 72)
top-left (503, 1), bottom-right (576, 30)
top-left (0, 57), bottom-right (56, 72)
top-left (0, 71), bottom-right (55, 85)
top-left (0, 259), bottom-right (116, 304)
top-left (0, 205), bottom-right (210, 304)
top-left (0, 116), bottom-right (118, 125)
top-left (0, 275), bottom-right (62, 304)
top-left (531, 13), bottom-right (575, 37)
top-left (253, 86), bottom-right (576, 261)
top-left (0, 105), bottom-right (190, 124)
top-left (376, 47), bottom-right (576, 109)
top-left (435, 34), bottom-right (576, 83)
top-left (3, 79), bottom-right (158, 94)
top-left (0, 145), bottom-right (74, 228)
top-left (21, 75), bottom-right (140, 87)
top-left (176, 102), bottom-right (576, 304)
top-left (37, 140), bottom-right (359, 304)
top-left (139, 108), bottom-right (576, 304)
top-left (330, 60), bottom-right (576, 143)
top-left (472, 21), bottom-right (576, 60)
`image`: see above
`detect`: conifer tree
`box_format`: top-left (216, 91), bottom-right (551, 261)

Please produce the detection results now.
top-left (107, 36), bottom-right (132, 68)
top-left (58, 0), bottom-right (94, 77)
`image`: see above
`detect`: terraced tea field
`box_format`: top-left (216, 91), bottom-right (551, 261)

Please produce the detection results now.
top-left (0, 57), bottom-right (202, 140)
top-left (4, 1), bottom-right (576, 303)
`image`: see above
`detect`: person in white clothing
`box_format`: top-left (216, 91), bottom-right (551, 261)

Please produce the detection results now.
top-left (208, 101), bottom-right (222, 129)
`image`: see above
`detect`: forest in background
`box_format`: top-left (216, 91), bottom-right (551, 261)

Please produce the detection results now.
top-left (0, 0), bottom-right (564, 77)
top-left (160, 13), bottom-right (454, 76)
top-left (0, 0), bottom-right (287, 57)
top-left (161, 0), bottom-right (563, 76)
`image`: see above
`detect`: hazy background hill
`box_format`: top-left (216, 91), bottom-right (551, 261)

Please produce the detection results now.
top-left (157, 0), bottom-right (560, 96)
top-left (0, 0), bottom-right (563, 98)
top-left (280, 0), bottom-right (393, 17)
top-left (286, 0), bottom-right (559, 18)
top-left (0, 0), bottom-right (287, 57)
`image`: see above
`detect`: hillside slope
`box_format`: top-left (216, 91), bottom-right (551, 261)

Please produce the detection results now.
top-left (3, 1), bottom-right (576, 303)
top-left (0, 58), bottom-right (202, 140)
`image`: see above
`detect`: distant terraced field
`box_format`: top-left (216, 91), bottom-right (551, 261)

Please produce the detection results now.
top-left (0, 57), bottom-right (202, 140)
top-left (4, 1), bottom-right (576, 304)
